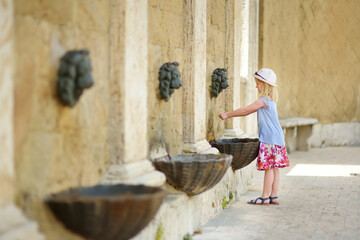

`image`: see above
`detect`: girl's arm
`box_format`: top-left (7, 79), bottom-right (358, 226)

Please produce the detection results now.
top-left (219, 99), bottom-right (266, 120)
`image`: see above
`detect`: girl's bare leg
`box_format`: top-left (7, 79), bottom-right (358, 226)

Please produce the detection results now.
top-left (270, 168), bottom-right (280, 203)
top-left (261, 169), bottom-right (274, 203)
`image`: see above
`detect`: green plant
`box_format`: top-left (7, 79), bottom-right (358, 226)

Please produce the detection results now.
top-left (221, 196), bottom-right (229, 209)
top-left (155, 223), bottom-right (164, 240)
top-left (229, 191), bottom-right (234, 200)
top-left (221, 191), bottom-right (234, 209)
top-left (183, 233), bottom-right (193, 240)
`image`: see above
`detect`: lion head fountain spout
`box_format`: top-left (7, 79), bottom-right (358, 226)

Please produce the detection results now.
top-left (211, 68), bottom-right (228, 97)
top-left (57, 49), bottom-right (94, 107)
top-left (158, 62), bottom-right (182, 101)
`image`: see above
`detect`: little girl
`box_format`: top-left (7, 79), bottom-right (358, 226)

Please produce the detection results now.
top-left (219, 68), bottom-right (289, 205)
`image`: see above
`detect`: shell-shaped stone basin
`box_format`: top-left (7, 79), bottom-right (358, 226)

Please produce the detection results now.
top-left (153, 154), bottom-right (232, 196)
top-left (210, 138), bottom-right (260, 171)
top-left (45, 184), bottom-right (166, 240)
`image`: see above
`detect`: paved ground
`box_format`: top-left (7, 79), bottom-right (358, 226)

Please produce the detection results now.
top-left (193, 147), bottom-right (360, 240)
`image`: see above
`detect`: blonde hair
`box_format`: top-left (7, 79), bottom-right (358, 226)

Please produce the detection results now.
top-left (258, 80), bottom-right (279, 102)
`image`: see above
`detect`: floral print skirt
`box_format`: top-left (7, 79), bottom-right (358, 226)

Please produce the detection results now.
top-left (257, 142), bottom-right (290, 171)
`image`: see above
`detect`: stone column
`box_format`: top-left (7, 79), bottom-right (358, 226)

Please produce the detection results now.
top-left (222, 0), bottom-right (246, 139)
top-left (0, 1), bottom-right (43, 239)
top-left (247, 0), bottom-right (260, 136)
top-left (240, 0), bottom-right (259, 137)
top-left (183, 0), bottom-right (217, 153)
top-left (102, 0), bottom-right (165, 186)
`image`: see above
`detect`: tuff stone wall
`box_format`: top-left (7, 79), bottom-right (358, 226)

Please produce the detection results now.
top-left (206, 0), bottom-right (227, 141)
top-left (0, 0), bottom-right (15, 208)
top-left (259, 0), bottom-right (360, 124)
top-left (7, 0), bottom-right (260, 239)
top-left (148, 0), bottom-right (184, 155)
top-left (13, 0), bottom-right (110, 239)
top-left (1, 1), bottom-right (43, 239)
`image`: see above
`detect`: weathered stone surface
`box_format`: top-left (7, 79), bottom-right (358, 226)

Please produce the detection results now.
top-left (241, 0), bottom-right (259, 137)
top-left (148, 7), bottom-right (167, 46)
top-left (118, 0), bottom-right (149, 163)
top-left (101, 160), bottom-right (165, 187)
top-left (0, 0), bottom-right (15, 208)
top-left (165, 11), bottom-right (184, 48)
top-left (148, 0), bottom-right (161, 8)
top-left (205, 0), bottom-right (228, 141)
top-left (12, 1), bottom-right (110, 239)
top-left (14, 0), bottom-right (74, 25)
top-left (308, 122), bottom-right (360, 147)
top-left (280, 118), bottom-right (318, 152)
top-left (279, 118), bottom-right (318, 128)
top-left (148, 6), bottom-right (183, 48)
top-left (332, 122), bottom-right (360, 146)
top-left (220, 128), bottom-right (246, 139)
top-left (224, 0), bottom-right (242, 132)
top-left (208, 0), bottom-right (226, 31)
top-left (160, 0), bottom-right (183, 14)
top-left (283, 127), bottom-right (297, 154)
top-left (1, 1), bottom-right (43, 239)
top-left (148, 3), bottom-right (185, 155)
top-left (133, 162), bottom-right (256, 240)
top-left (75, 0), bottom-right (109, 31)
top-left (7, 1), bottom-right (260, 240)
top-left (260, 0), bottom-right (360, 123)
top-left (0, 204), bottom-right (44, 240)
top-left (183, 139), bottom-right (218, 154)
top-left (183, 0), bottom-right (207, 144)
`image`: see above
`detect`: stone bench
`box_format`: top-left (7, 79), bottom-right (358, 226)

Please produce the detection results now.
top-left (279, 118), bottom-right (318, 153)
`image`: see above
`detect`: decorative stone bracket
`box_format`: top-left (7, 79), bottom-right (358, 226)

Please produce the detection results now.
top-left (210, 68), bottom-right (228, 97)
top-left (158, 62), bottom-right (182, 101)
top-left (57, 50), bottom-right (94, 107)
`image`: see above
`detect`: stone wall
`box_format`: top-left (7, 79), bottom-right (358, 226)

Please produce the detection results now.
top-left (206, 0), bottom-right (227, 141)
top-left (148, 0), bottom-right (184, 155)
top-left (259, 0), bottom-right (360, 124)
top-left (13, 0), bottom-right (110, 239)
top-left (5, 0), bottom-right (260, 239)
top-left (0, 0), bottom-right (43, 239)
top-left (309, 122), bottom-right (360, 147)
top-left (133, 1), bottom-right (260, 239)
top-left (0, 0), bottom-right (15, 208)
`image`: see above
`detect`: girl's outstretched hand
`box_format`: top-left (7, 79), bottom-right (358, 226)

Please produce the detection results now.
top-left (219, 112), bottom-right (228, 120)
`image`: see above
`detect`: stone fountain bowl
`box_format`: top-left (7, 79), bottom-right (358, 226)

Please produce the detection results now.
top-left (45, 184), bottom-right (166, 240)
top-left (210, 138), bottom-right (260, 171)
top-left (153, 154), bottom-right (232, 196)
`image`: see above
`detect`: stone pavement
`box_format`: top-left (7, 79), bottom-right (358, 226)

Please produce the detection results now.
top-left (193, 147), bottom-right (360, 240)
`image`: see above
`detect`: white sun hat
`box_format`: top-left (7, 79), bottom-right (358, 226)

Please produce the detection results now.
top-left (254, 68), bottom-right (277, 87)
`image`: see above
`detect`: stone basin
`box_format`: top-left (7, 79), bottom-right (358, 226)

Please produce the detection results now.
top-left (152, 154), bottom-right (232, 196)
top-left (210, 138), bottom-right (259, 171)
top-left (45, 184), bottom-right (166, 240)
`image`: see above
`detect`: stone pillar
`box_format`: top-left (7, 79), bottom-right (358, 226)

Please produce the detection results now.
top-left (222, 0), bottom-right (246, 139)
top-left (102, 0), bottom-right (165, 186)
top-left (183, 0), bottom-right (217, 153)
top-left (240, 0), bottom-right (259, 137)
top-left (0, 1), bottom-right (43, 239)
